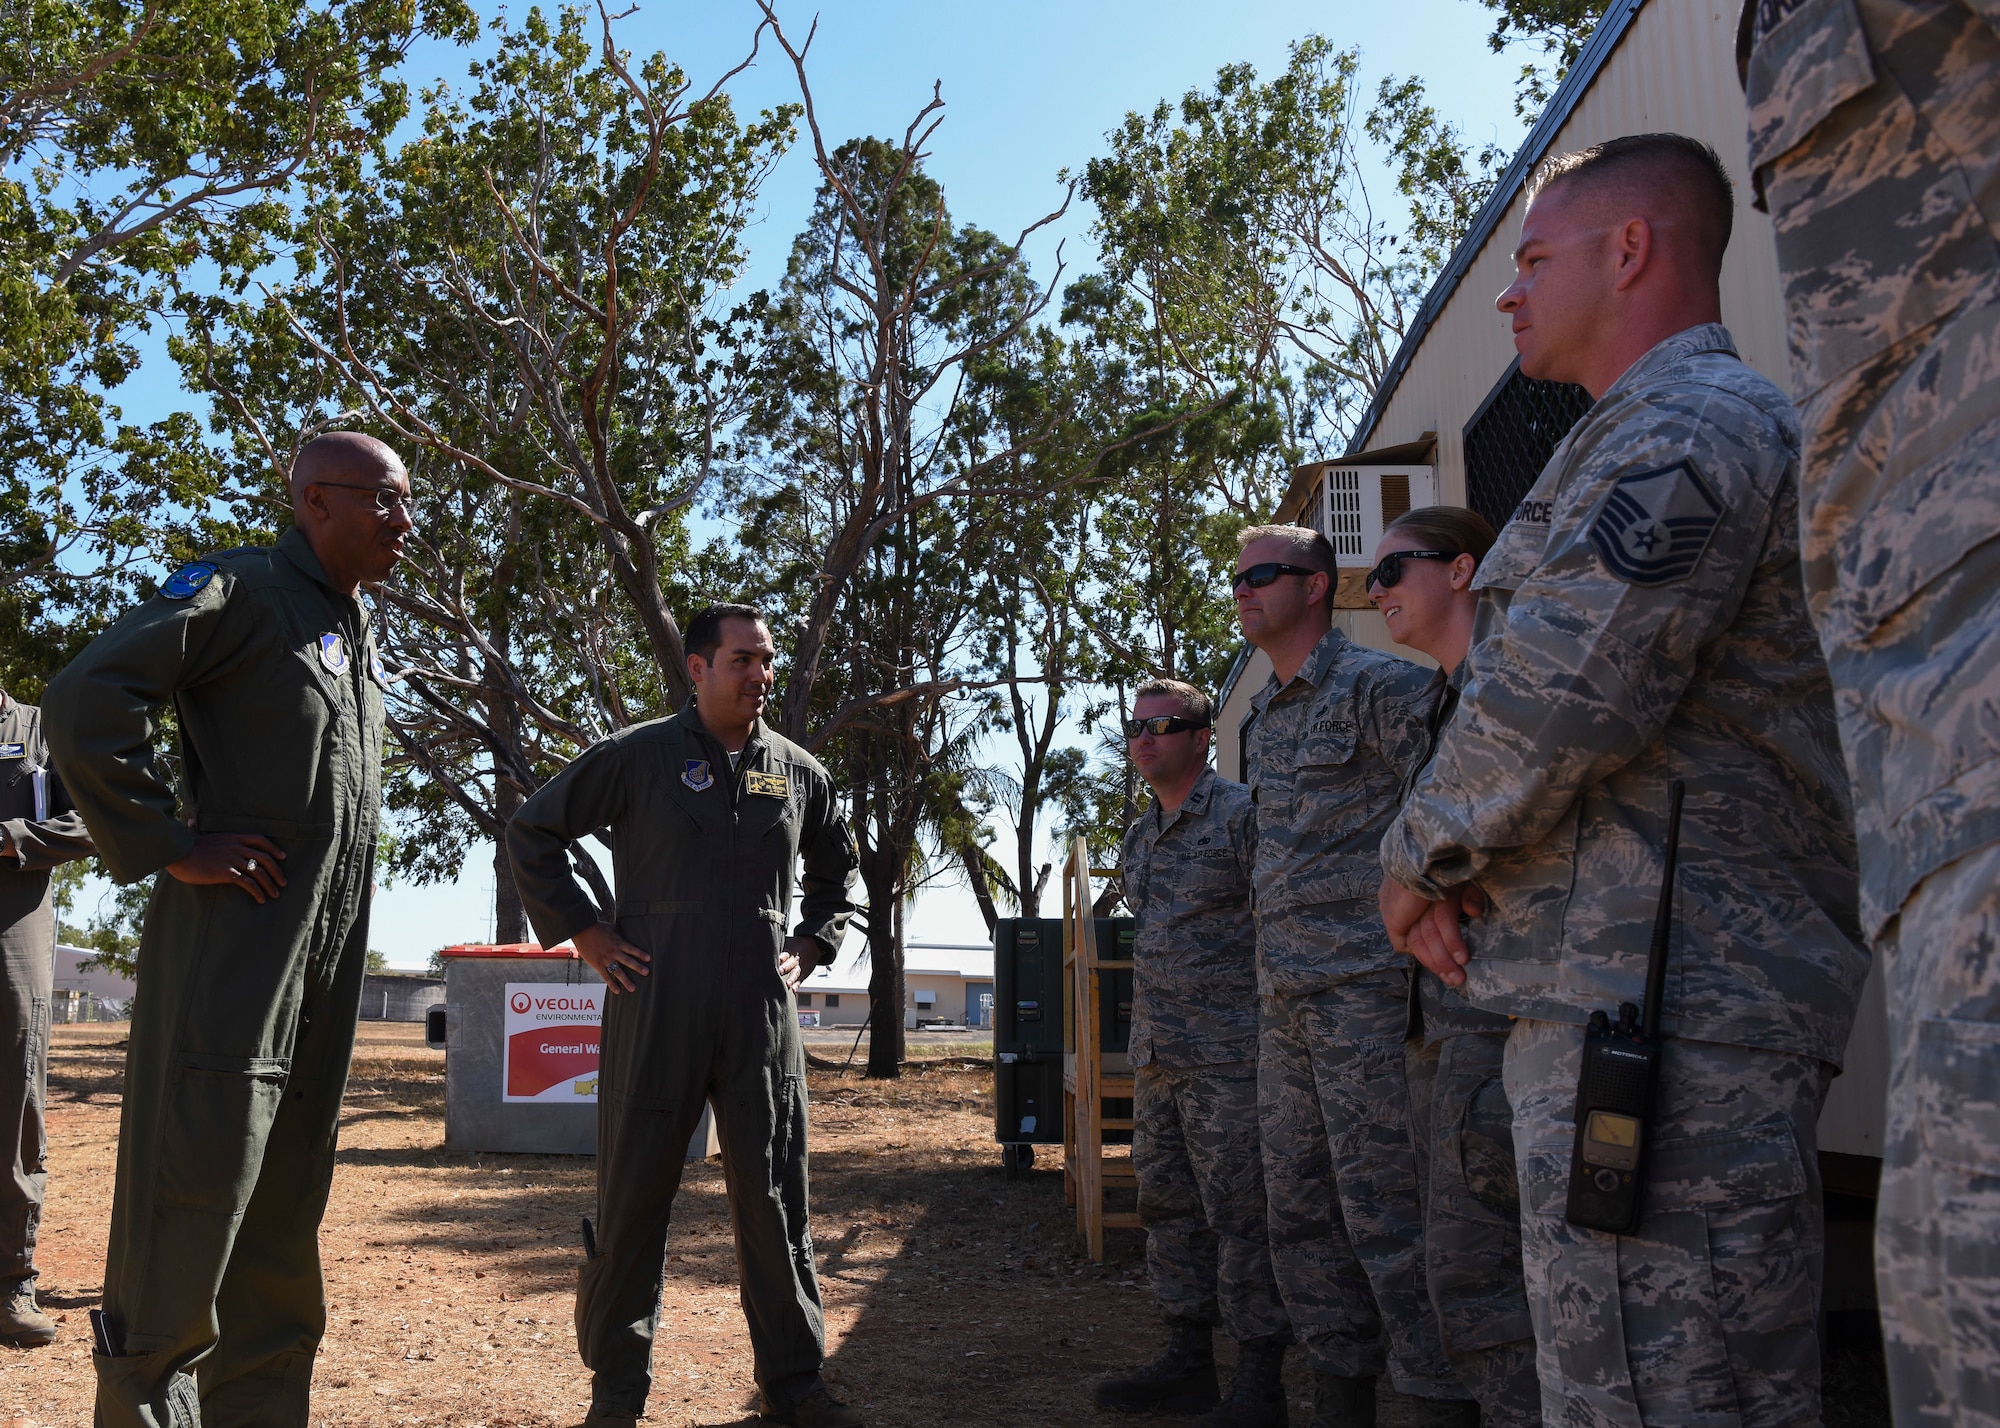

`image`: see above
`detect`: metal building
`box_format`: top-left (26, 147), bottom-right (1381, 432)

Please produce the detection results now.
top-left (1210, 0), bottom-right (1887, 1178)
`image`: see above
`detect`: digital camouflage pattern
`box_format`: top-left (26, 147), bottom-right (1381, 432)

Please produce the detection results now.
top-left (1119, 767), bottom-right (1260, 1068)
top-left (1258, 970), bottom-right (1466, 1398)
top-left (1505, 1019), bottom-right (1830, 1428)
top-left (1132, 1061), bottom-right (1288, 1342)
top-left (1406, 1032), bottom-right (1538, 1428)
top-left (1381, 324), bottom-right (1867, 1065)
top-left (1743, 2), bottom-right (2000, 1419)
top-left (1244, 627), bottom-right (1438, 997)
top-left (44, 528), bottom-right (387, 1428)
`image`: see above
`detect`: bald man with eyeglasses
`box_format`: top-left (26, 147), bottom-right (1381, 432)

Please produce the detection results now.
top-left (46, 432), bottom-right (412, 1428)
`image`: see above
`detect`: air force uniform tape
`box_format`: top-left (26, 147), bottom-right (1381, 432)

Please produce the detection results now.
top-left (1589, 459), bottom-right (1726, 586)
top-left (159, 562), bottom-right (219, 600)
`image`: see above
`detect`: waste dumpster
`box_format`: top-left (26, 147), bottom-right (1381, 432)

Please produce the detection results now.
top-left (429, 943), bottom-right (717, 1159)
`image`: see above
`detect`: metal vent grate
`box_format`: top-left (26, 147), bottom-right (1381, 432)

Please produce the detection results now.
top-left (1380, 472), bottom-right (1411, 524)
top-left (1327, 469), bottom-right (1364, 557)
top-left (1463, 362), bottom-right (1594, 531)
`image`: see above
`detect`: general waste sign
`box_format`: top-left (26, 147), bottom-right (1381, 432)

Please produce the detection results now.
top-left (503, 983), bottom-right (603, 1102)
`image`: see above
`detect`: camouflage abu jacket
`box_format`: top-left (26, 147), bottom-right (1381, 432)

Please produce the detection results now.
top-left (1381, 324), bottom-right (1866, 1063)
top-left (1246, 626), bottom-right (1439, 997)
top-left (1119, 767), bottom-right (1260, 1067)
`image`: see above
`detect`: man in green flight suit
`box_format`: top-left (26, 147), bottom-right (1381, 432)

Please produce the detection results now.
top-left (507, 602), bottom-right (862, 1428)
top-left (45, 432), bottom-right (412, 1428)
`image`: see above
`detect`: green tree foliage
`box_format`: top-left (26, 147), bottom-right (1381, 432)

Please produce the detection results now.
top-left (1471, 0), bottom-right (1614, 117)
top-left (184, 4), bottom-right (793, 935)
top-left (0, 0), bottom-right (477, 698)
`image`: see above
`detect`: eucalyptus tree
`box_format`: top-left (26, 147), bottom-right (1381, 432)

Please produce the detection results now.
top-left (184, 4), bottom-right (792, 931)
top-left (0, 0), bottom-right (476, 695)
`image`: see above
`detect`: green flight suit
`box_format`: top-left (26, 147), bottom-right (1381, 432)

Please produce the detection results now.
top-left (506, 703), bottom-right (858, 1420)
top-left (43, 527), bottom-right (386, 1428)
top-left (0, 692), bottom-right (96, 1284)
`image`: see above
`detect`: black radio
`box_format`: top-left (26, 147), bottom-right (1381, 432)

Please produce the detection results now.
top-left (1565, 780), bottom-right (1684, 1235)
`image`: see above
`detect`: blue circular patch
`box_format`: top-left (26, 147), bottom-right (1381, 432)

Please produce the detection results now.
top-left (159, 562), bottom-right (218, 600)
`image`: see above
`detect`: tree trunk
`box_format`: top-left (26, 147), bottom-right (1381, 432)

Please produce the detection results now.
top-left (956, 839), bottom-right (999, 936)
top-left (865, 888), bottom-right (905, 1078)
top-left (492, 777), bottom-right (528, 943)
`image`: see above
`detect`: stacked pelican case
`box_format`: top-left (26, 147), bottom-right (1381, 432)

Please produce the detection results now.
top-left (993, 915), bottom-right (1135, 1177)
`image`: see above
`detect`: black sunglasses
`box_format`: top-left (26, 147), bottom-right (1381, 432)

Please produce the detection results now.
top-left (1363, 549), bottom-right (1457, 593)
top-left (1230, 562), bottom-right (1318, 591)
top-left (1124, 715), bottom-right (1211, 738)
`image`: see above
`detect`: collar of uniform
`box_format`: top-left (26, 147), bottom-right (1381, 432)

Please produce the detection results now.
top-left (1146, 765), bottom-right (1217, 839)
top-left (1249, 625), bottom-right (1351, 713)
top-left (275, 527), bottom-right (369, 635)
top-left (676, 700), bottom-right (766, 765)
top-left (1603, 322), bottom-right (1739, 404)
top-left (0, 690), bottom-right (10, 717)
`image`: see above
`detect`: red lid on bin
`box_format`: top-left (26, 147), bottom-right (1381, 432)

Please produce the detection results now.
top-left (435, 942), bottom-right (577, 959)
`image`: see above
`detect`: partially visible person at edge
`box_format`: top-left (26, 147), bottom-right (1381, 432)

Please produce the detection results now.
top-left (1092, 678), bottom-right (1290, 1428)
top-left (506, 604), bottom-right (863, 1428)
top-left (1364, 507), bottom-right (1538, 1428)
top-left (1233, 524), bottom-right (1473, 1428)
top-left (0, 686), bottom-right (95, 1347)
top-left (44, 432), bottom-right (411, 1428)
top-left (1377, 134), bottom-right (1865, 1427)
top-left (1740, 3), bottom-right (2000, 1420)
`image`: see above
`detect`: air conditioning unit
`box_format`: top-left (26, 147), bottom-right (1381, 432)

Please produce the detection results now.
top-left (1305, 464), bottom-right (1439, 565)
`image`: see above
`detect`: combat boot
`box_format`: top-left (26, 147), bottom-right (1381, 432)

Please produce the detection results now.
top-left (762, 1384), bottom-right (865, 1427)
top-left (0, 1279), bottom-right (55, 1348)
top-left (1309, 1372), bottom-right (1376, 1428)
top-left (1094, 1319), bottom-right (1219, 1414)
top-left (1194, 1334), bottom-right (1288, 1427)
top-left (1410, 1398), bottom-right (1479, 1428)
top-left (580, 1407), bottom-right (636, 1427)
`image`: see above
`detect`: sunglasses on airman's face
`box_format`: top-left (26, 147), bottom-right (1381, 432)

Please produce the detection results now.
top-left (1363, 549), bottom-right (1457, 593)
top-left (1230, 562), bottom-right (1317, 591)
top-left (1124, 715), bottom-right (1210, 738)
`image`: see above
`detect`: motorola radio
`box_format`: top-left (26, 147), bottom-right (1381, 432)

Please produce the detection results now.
top-left (1564, 779), bottom-right (1685, 1235)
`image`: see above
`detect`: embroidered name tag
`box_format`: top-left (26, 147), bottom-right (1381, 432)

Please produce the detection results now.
top-left (746, 771), bottom-right (790, 799)
top-left (0, 744), bottom-right (23, 759)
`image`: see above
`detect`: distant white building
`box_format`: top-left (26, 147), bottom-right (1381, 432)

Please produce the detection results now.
top-left (54, 945), bottom-right (136, 1021)
top-left (796, 941), bottom-right (994, 1030)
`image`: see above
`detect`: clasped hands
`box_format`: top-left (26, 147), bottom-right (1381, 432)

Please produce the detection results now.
top-left (1378, 876), bottom-right (1488, 987)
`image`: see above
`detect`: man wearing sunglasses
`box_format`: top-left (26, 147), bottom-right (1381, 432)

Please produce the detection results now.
top-left (1232, 525), bottom-right (1471, 1428)
top-left (46, 432), bottom-right (412, 1428)
top-left (1093, 680), bottom-right (1287, 1428)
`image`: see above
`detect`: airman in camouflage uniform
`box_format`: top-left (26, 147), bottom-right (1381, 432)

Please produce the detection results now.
top-left (1234, 526), bottom-right (1469, 1428)
top-left (1741, 3), bottom-right (2000, 1419)
top-left (1096, 682), bottom-right (1287, 1424)
top-left (1381, 181), bottom-right (1866, 1424)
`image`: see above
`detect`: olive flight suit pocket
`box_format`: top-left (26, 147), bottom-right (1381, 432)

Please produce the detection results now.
top-left (154, 1054), bottom-right (290, 1211)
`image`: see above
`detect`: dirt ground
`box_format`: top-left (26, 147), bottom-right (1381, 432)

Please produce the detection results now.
top-left (2, 1022), bottom-right (1889, 1428)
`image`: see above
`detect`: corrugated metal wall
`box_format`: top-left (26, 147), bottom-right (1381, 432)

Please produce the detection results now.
top-left (1375, 0), bottom-right (1787, 506)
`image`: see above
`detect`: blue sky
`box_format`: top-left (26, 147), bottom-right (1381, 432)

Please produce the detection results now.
top-left (70, 0), bottom-right (1536, 964)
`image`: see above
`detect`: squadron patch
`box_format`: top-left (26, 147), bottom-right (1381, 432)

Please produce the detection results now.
top-left (1589, 459), bottom-right (1724, 586)
top-left (159, 562), bottom-right (218, 601)
top-left (317, 632), bottom-right (350, 674)
top-left (681, 759), bottom-right (715, 792)
top-left (369, 648), bottom-right (389, 686)
top-left (746, 770), bottom-right (789, 800)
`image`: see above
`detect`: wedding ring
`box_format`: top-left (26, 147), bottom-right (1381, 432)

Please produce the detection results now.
top-left (230, 867), bottom-right (244, 877)
top-left (247, 858), bottom-right (259, 872)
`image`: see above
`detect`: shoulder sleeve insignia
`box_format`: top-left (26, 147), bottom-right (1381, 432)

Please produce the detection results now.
top-left (746, 770), bottom-right (790, 800)
top-left (317, 632), bottom-right (350, 674)
top-left (158, 561), bottom-right (219, 600)
top-left (1588, 459), bottom-right (1725, 586)
top-left (681, 759), bottom-right (715, 792)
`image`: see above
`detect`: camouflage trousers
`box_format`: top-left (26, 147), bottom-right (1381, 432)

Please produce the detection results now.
top-left (1259, 971), bottom-right (1465, 1397)
top-left (1406, 1031), bottom-right (1538, 1427)
top-left (1133, 1060), bottom-right (1289, 1342)
top-left (1505, 1019), bottom-right (1831, 1428)
top-left (1878, 840), bottom-right (2000, 1428)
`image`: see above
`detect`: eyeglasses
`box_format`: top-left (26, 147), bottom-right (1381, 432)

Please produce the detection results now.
top-left (1124, 715), bottom-right (1211, 738)
top-left (314, 481), bottom-right (414, 517)
top-left (1363, 549), bottom-right (1457, 593)
top-left (1230, 562), bottom-right (1318, 591)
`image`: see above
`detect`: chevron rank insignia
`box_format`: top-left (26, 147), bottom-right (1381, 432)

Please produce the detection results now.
top-left (1589, 459), bottom-right (1725, 586)
top-left (746, 771), bottom-right (789, 800)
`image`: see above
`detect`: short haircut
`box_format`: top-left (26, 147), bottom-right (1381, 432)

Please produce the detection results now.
top-left (1527, 133), bottom-right (1735, 277)
top-left (685, 603), bottom-right (769, 663)
top-left (1383, 505), bottom-right (1498, 566)
top-left (1236, 523), bottom-right (1337, 578)
top-left (1133, 678), bottom-right (1215, 726)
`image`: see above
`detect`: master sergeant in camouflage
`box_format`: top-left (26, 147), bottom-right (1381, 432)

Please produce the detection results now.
top-left (1741, 3), bottom-right (2000, 1420)
top-left (1093, 679), bottom-right (1287, 1428)
top-left (44, 432), bottom-right (410, 1428)
top-left (1379, 138), bottom-right (1865, 1428)
top-left (1233, 525), bottom-right (1470, 1428)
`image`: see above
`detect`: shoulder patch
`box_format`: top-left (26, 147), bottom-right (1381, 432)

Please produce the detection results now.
top-left (158, 561), bottom-right (219, 600)
top-left (1589, 459), bottom-right (1725, 586)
